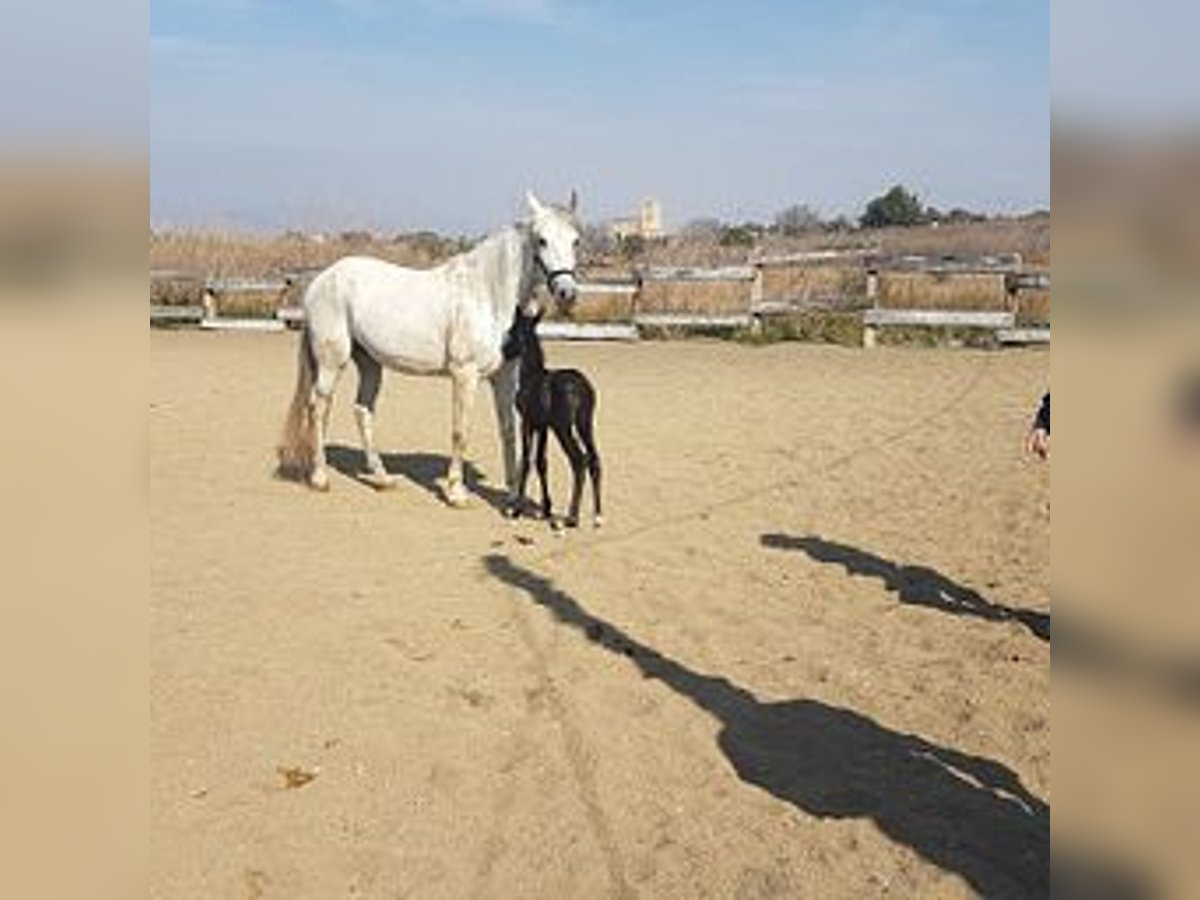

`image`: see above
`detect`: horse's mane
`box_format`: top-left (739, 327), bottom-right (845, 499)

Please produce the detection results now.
top-left (443, 224), bottom-right (535, 312)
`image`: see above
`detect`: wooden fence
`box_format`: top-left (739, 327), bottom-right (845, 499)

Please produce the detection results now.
top-left (151, 252), bottom-right (1048, 344)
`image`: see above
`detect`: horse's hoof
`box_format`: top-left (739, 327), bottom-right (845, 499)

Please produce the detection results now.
top-left (565, 516), bottom-right (580, 529)
top-left (503, 504), bottom-right (522, 520)
top-left (309, 471), bottom-right (330, 492)
top-left (550, 518), bottom-right (564, 532)
top-left (593, 515), bottom-right (604, 529)
top-left (445, 486), bottom-right (470, 508)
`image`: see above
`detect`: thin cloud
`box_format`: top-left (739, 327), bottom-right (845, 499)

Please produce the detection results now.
top-left (152, 1), bottom-right (1047, 231)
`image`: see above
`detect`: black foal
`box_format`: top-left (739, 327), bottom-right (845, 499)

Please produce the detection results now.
top-left (504, 307), bottom-right (602, 528)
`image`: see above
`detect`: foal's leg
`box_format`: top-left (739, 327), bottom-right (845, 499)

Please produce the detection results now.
top-left (308, 335), bottom-right (351, 491)
top-left (576, 407), bottom-right (603, 527)
top-left (550, 420), bottom-right (587, 527)
top-left (446, 364), bottom-right (479, 507)
top-left (508, 415), bottom-right (535, 518)
top-left (352, 343), bottom-right (390, 485)
top-left (534, 427), bottom-right (553, 520)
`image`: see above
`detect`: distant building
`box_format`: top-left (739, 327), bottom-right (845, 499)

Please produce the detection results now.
top-left (609, 199), bottom-right (663, 240)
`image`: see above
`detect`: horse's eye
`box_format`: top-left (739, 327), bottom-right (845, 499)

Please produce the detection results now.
top-left (537, 237), bottom-right (547, 248)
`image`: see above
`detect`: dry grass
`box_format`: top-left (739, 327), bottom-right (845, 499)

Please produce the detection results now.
top-left (761, 264), bottom-right (868, 307)
top-left (876, 271), bottom-right (1009, 311)
top-left (214, 289), bottom-right (291, 318)
top-left (631, 215), bottom-right (1049, 269)
top-left (850, 217), bottom-right (1048, 266)
top-left (150, 230), bottom-right (461, 280)
top-left (150, 275), bottom-right (206, 307)
top-left (151, 217), bottom-right (1050, 324)
top-left (637, 279), bottom-right (752, 315)
top-left (152, 217), bottom-right (1049, 279)
top-left (1015, 288), bottom-right (1051, 325)
top-left (561, 289), bottom-right (638, 323)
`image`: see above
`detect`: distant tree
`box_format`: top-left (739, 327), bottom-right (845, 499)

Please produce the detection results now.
top-left (719, 224), bottom-right (758, 248)
top-left (774, 203), bottom-right (823, 236)
top-left (824, 215), bottom-right (855, 233)
top-left (859, 185), bottom-right (925, 229)
top-left (581, 223), bottom-right (615, 257)
top-left (943, 207), bottom-right (987, 224)
top-left (618, 234), bottom-right (647, 259)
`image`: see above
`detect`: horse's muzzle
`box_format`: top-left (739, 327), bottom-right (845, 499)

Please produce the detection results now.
top-left (550, 275), bottom-right (578, 308)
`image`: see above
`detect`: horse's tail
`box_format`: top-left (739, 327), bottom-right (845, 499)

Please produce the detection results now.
top-left (276, 326), bottom-right (317, 480)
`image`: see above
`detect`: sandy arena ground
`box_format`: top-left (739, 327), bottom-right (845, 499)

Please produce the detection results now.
top-left (151, 331), bottom-right (1050, 899)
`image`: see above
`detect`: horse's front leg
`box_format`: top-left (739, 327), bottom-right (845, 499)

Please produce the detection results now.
top-left (489, 361), bottom-right (519, 499)
top-left (446, 364), bottom-right (480, 507)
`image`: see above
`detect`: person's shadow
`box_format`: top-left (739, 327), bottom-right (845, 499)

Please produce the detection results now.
top-left (761, 533), bottom-right (1050, 642)
top-left (326, 444), bottom-right (510, 510)
top-left (484, 554), bottom-right (1050, 898)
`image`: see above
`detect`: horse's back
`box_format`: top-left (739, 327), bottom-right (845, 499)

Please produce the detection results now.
top-left (307, 256), bottom-right (439, 310)
top-left (550, 369), bottom-right (596, 421)
top-left (305, 256), bottom-right (452, 373)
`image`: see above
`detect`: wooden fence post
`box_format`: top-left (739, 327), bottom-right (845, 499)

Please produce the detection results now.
top-left (749, 264), bottom-right (764, 334)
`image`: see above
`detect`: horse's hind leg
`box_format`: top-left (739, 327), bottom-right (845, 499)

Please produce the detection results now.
top-left (352, 342), bottom-right (390, 486)
top-left (576, 404), bottom-right (602, 527)
top-left (308, 334), bottom-right (351, 491)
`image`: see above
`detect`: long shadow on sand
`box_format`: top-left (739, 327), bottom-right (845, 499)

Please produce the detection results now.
top-left (326, 443), bottom-right (509, 510)
top-left (761, 533), bottom-right (1050, 642)
top-left (484, 554), bottom-right (1050, 898)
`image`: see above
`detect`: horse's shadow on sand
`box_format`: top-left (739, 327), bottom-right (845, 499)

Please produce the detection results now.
top-left (761, 533), bottom-right (1050, 642)
top-left (325, 443), bottom-right (510, 511)
top-left (484, 554), bottom-right (1050, 898)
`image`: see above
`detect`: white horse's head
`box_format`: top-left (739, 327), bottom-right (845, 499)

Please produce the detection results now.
top-left (526, 190), bottom-right (580, 313)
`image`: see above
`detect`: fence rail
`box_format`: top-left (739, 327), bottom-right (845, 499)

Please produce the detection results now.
top-left (863, 309), bottom-right (1015, 329)
top-left (150, 304), bottom-right (206, 325)
top-left (637, 265), bottom-right (757, 283)
top-left (754, 248), bottom-right (880, 267)
top-left (205, 277), bottom-right (292, 293)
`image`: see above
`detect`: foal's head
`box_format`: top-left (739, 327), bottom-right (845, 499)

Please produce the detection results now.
top-left (526, 190), bottom-right (580, 313)
top-left (505, 306), bottom-right (546, 373)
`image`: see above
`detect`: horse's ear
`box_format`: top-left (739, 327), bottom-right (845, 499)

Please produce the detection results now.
top-left (526, 190), bottom-right (545, 217)
top-left (568, 189), bottom-right (579, 217)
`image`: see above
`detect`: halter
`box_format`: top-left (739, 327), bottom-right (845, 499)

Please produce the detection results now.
top-left (531, 238), bottom-right (576, 291)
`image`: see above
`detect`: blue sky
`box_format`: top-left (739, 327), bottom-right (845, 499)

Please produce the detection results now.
top-left (151, 0), bottom-right (1049, 234)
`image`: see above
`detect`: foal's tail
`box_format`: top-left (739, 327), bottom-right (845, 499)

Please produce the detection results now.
top-left (276, 327), bottom-right (317, 480)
